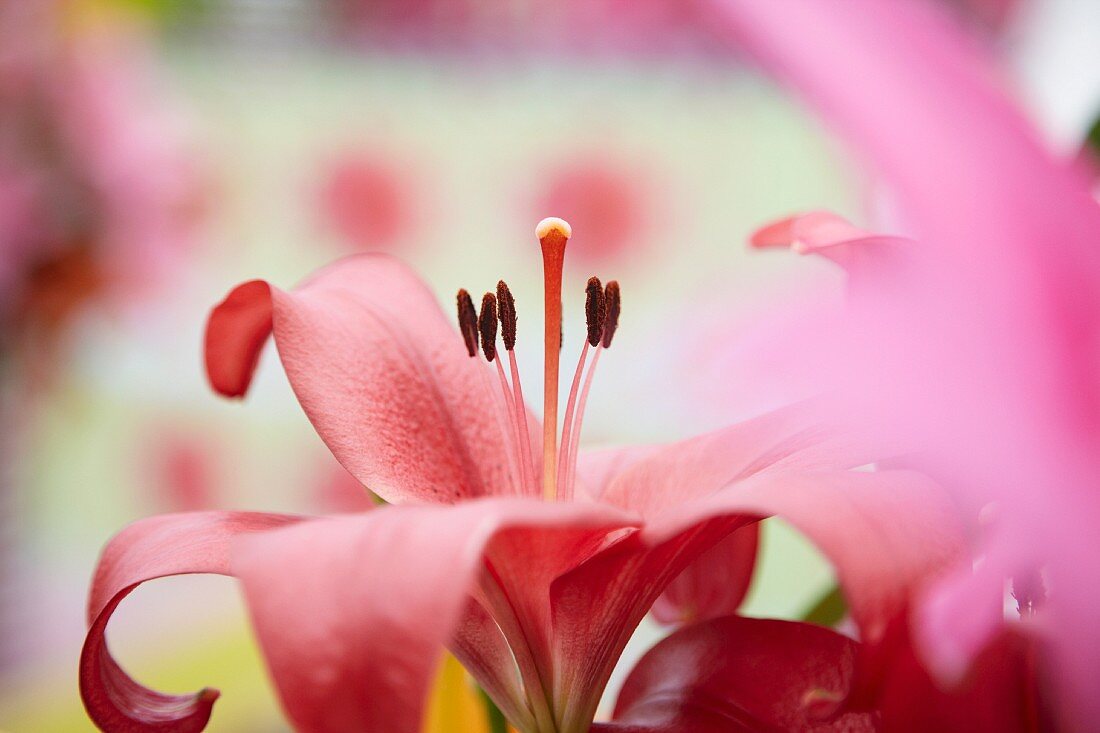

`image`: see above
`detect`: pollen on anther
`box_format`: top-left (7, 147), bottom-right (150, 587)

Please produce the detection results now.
top-left (497, 280), bottom-right (517, 351)
top-left (479, 292), bottom-right (499, 362)
top-left (585, 277), bottom-right (605, 347)
top-left (536, 216), bottom-right (572, 243)
top-left (601, 281), bottom-right (620, 348)
top-left (456, 289), bottom-right (479, 357)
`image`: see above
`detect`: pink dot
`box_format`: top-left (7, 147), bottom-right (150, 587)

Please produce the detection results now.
top-left (535, 157), bottom-right (648, 267)
top-left (318, 151), bottom-right (411, 251)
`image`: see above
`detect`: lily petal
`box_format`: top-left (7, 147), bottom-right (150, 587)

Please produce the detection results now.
top-left (845, 609), bottom-right (1050, 732)
top-left (600, 403), bottom-right (875, 520)
top-left (232, 498), bottom-right (637, 733)
top-left (750, 211), bottom-right (909, 275)
top-left (596, 616), bottom-right (875, 733)
top-left (80, 511), bottom-right (302, 733)
top-left (205, 254), bottom-right (519, 503)
top-left (650, 523), bottom-right (758, 626)
top-left (647, 470), bottom-right (965, 641)
top-left (550, 468), bottom-right (961, 730)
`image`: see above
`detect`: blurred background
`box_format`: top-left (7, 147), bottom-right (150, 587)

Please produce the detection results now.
top-left (0, 0), bottom-right (1096, 730)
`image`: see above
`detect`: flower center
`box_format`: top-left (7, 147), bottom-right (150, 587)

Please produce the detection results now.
top-left (455, 217), bottom-right (620, 501)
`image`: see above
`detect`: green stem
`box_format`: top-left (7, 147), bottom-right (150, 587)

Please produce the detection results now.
top-left (479, 687), bottom-right (509, 733)
top-left (801, 584), bottom-right (847, 627)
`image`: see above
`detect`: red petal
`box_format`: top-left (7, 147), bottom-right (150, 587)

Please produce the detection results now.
top-left (80, 512), bottom-right (301, 732)
top-left (204, 279), bottom-right (273, 398)
top-left (600, 616), bottom-right (875, 733)
top-left (204, 255), bottom-right (523, 503)
top-left (232, 498), bottom-right (637, 733)
top-left (850, 612), bottom-right (1053, 732)
top-left (651, 523), bottom-right (758, 626)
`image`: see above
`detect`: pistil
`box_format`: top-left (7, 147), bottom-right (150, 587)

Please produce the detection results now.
top-left (455, 219), bottom-right (621, 504)
top-left (537, 217), bottom-right (571, 501)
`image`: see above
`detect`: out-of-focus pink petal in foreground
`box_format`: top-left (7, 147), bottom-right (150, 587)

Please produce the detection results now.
top-left (706, 0), bottom-right (1100, 725)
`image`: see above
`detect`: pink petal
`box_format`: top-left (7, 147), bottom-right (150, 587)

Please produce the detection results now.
top-left (232, 497), bottom-right (638, 733)
top-left (575, 444), bottom-right (660, 501)
top-left (80, 512), bottom-right (301, 732)
top-left (550, 516), bottom-right (746, 732)
top-left (545, 462), bottom-right (959, 726)
top-left (750, 211), bottom-right (910, 276)
top-left (647, 469), bottom-right (965, 642)
top-left (600, 402), bottom-right (878, 520)
top-left (650, 523), bottom-right (758, 626)
top-left (548, 467), bottom-right (961, 730)
top-left (544, 408), bottom-right (911, 728)
top-left (204, 255), bottom-right (520, 503)
top-left (596, 616), bottom-right (874, 732)
top-left (709, 0), bottom-right (1100, 719)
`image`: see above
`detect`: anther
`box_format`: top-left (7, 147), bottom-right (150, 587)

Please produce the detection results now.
top-left (497, 280), bottom-right (517, 351)
top-left (479, 292), bottom-right (498, 362)
top-left (601, 281), bottom-right (620, 348)
top-left (456, 289), bottom-right (479, 357)
top-left (585, 277), bottom-right (606, 347)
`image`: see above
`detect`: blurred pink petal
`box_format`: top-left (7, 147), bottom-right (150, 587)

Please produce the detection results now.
top-left (706, 0), bottom-right (1100, 725)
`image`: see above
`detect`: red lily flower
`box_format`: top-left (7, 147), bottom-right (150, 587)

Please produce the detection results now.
top-left (81, 219), bottom-right (962, 732)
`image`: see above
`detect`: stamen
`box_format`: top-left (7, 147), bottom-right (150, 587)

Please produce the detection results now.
top-left (563, 282), bottom-right (620, 500)
top-left (558, 339), bottom-right (589, 498)
top-left (507, 350), bottom-right (536, 496)
top-left (537, 217), bottom-right (570, 501)
top-left (601, 280), bottom-right (620, 348)
top-left (497, 280), bottom-right (535, 496)
top-left (564, 346), bottom-right (601, 501)
top-left (493, 352), bottom-right (523, 491)
top-left (456, 289), bottom-right (479, 357)
top-left (497, 280), bottom-right (518, 351)
top-left (479, 292), bottom-right (498, 362)
top-left (585, 277), bottom-right (606, 347)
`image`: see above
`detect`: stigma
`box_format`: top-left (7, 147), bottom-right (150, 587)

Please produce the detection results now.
top-left (455, 218), bottom-right (620, 502)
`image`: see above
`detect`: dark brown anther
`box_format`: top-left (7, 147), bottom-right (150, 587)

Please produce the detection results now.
top-left (479, 292), bottom-right (498, 362)
top-left (496, 280), bottom-right (517, 351)
top-left (601, 281), bottom-right (620, 348)
top-left (456, 289), bottom-right (479, 357)
top-left (585, 277), bottom-right (606, 347)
